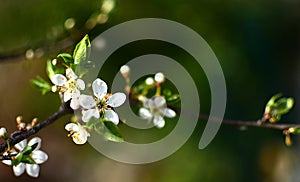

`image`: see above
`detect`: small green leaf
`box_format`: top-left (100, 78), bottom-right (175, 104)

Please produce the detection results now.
top-left (12, 153), bottom-right (23, 166)
top-left (21, 155), bottom-right (36, 164)
top-left (30, 76), bottom-right (51, 95)
top-left (163, 89), bottom-right (172, 97)
top-left (265, 93), bottom-right (294, 122)
top-left (46, 59), bottom-right (56, 79)
top-left (73, 35), bottom-right (91, 65)
top-left (58, 53), bottom-right (73, 64)
top-left (285, 133), bottom-right (292, 147)
top-left (103, 121), bottom-right (124, 142)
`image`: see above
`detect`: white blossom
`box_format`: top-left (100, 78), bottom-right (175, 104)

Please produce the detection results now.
top-left (79, 78), bottom-right (126, 124)
top-left (139, 96), bottom-right (176, 128)
top-left (51, 68), bottom-right (85, 110)
top-left (2, 137), bottom-right (48, 178)
top-left (0, 127), bottom-right (7, 138)
top-left (65, 123), bottom-right (89, 145)
top-left (120, 65), bottom-right (130, 78)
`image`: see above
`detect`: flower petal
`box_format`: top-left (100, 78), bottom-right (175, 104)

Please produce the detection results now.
top-left (32, 150), bottom-right (48, 164)
top-left (64, 89), bottom-right (72, 102)
top-left (51, 74), bottom-right (67, 86)
top-left (28, 137), bottom-right (41, 151)
top-left (72, 128), bottom-right (88, 144)
top-left (142, 98), bottom-right (153, 108)
top-left (13, 163), bottom-right (25, 176)
top-left (79, 95), bottom-right (96, 109)
top-left (105, 110), bottom-right (119, 125)
top-left (139, 108), bottom-right (152, 119)
top-left (107, 92), bottom-right (126, 107)
top-left (76, 79), bottom-right (85, 90)
top-left (153, 115), bottom-right (165, 128)
top-left (153, 96), bottom-right (166, 107)
top-left (26, 164), bottom-right (40, 178)
top-left (15, 139), bottom-right (27, 151)
top-left (2, 160), bottom-right (12, 165)
top-left (65, 123), bottom-right (79, 132)
top-left (66, 68), bottom-right (78, 80)
top-left (70, 97), bottom-right (80, 110)
top-left (161, 108), bottom-right (176, 118)
top-left (82, 109), bottom-right (100, 123)
top-left (92, 78), bottom-right (107, 99)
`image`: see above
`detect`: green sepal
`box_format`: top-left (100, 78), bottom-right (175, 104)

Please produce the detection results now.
top-left (20, 155), bottom-right (36, 164)
top-left (12, 153), bottom-right (23, 166)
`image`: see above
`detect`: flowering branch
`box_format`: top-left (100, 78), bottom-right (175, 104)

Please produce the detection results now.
top-left (0, 101), bottom-right (72, 153)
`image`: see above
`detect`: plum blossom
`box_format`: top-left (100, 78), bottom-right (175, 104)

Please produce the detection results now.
top-left (65, 123), bottom-right (89, 144)
top-left (139, 96), bottom-right (176, 128)
top-left (51, 68), bottom-right (85, 110)
top-left (79, 78), bottom-right (126, 124)
top-left (2, 137), bottom-right (48, 178)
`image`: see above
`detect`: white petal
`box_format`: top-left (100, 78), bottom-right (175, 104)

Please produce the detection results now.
top-left (153, 96), bottom-right (166, 107)
top-left (66, 68), bottom-right (78, 80)
top-left (64, 89), bottom-right (72, 102)
top-left (79, 95), bottom-right (96, 109)
top-left (73, 128), bottom-right (88, 144)
top-left (13, 163), bottom-right (25, 176)
top-left (26, 164), bottom-right (40, 178)
top-left (139, 108), bottom-right (153, 119)
top-left (82, 109), bottom-right (100, 123)
top-left (161, 108), bottom-right (176, 118)
top-left (70, 97), bottom-right (80, 110)
top-left (153, 115), bottom-right (165, 128)
top-left (15, 139), bottom-right (27, 151)
top-left (65, 123), bottom-right (79, 132)
top-left (92, 78), bottom-right (107, 99)
top-left (76, 79), bottom-right (85, 90)
top-left (28, 137), bottom-right (41, 151)
top-left (107, 92), bottom-right (126, 107)
top-left (2, 160), bottom-right (12, 165)
top-left (142, 98), bottom-right (153, 108)
top-left (32, 150), bottom-right (48, 164)
top-left (51, 74), bottom-right (67, 86)
top-left (105, 110), bottom-right (119, 125)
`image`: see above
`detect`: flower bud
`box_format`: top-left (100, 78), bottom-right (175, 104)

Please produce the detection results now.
top-left (154, 72), bottom-right (165, 83)
top-left (0, 127), bottom-right (7, 138)
top-left (120, 65), bottom-right (130, 78)
top-left (145, 77), bottom-right (154, 85)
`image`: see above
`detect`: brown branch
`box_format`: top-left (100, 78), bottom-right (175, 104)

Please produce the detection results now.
top-left (0, 102), bottom-right (73, 153)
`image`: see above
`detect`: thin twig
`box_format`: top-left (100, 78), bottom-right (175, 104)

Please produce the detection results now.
top-left (0, 102), bottom-right (72, 153)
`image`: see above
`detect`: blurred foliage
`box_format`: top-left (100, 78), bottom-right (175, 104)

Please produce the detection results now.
top-left (1, 0), bottom-right (300, 182)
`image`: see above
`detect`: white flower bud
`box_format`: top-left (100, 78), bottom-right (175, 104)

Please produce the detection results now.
top-left (154, 72), bottom-right (165, 83)
top-left (145, 77), bottom-right (154, 85)
top-left (120, 65), bottom-right (130, 78)
top-left (0, 127), bottom-right (7, 138)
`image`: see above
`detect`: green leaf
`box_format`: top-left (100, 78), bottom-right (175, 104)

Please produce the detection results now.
top-left (167, 94), bottom-right (180, 103)
top-left (265, 93), bottom-right (294, 122)
top-left (21, 155), bottom-right (36, 164)
top-left (103, 121), bottom-right (124, 142)
top-left (12, 153), bottom-right (23, 166)
top-left (58, 53), bottom-right (73, 65)
top-left (30, 76), bottom-right (51, 95)
top-left (285, 134), bottom-right (292, 147)
top-left (46, 59), bottom-right (56, 79)
top-left (76, 60), bottom-right (95, 78)
top-left (73, 35), bottom-right (91, 65)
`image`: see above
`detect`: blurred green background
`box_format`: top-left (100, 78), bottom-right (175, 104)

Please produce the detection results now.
top-left (1, 0), bottom-right (300, 181)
